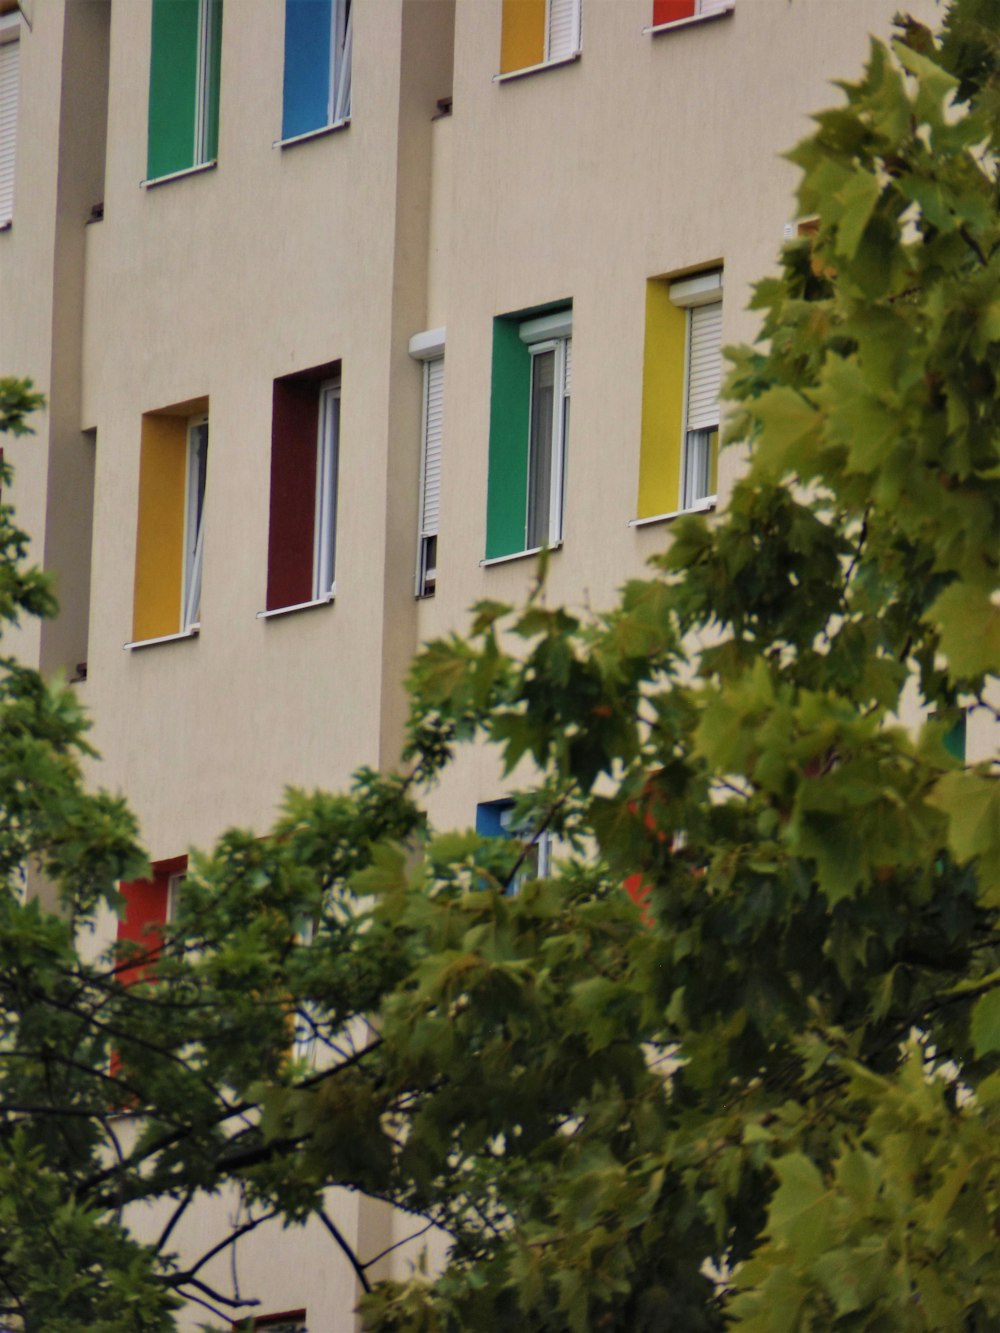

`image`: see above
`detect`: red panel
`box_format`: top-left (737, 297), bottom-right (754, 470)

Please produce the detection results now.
top-left (116, 855), bottom-right (186, 986)
top-left (266, 379), bottom-right (319, 611)
top-left (653, 0), bottom-right (696, 22)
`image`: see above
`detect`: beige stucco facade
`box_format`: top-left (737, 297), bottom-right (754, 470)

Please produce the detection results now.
top-left (0, 0), bottom-right (954, 1328)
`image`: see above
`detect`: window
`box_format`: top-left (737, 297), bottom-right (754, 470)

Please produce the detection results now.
top-left (499, 0), bottom-right (580, 76)
top-left (231, 1313), bottom-right (307, 1333)
top-left (634, 270), bottom-right (722, 524)
top-left (147, 0), bottom-right (222, 181)
top-left (282, 0), bottom-right (352, 141)
top-left (0, 10), bottom-right (19, 226)
top-left (409, 329), bottom-right (445, 598)
top-left (117, 856), bottom-right (187, 987)
top-left (131, 401), bottom-right (209, 645)
top-left (486, 305), bottom-right (571, 562)
top-left (650, 0), bottom-right (734, 28)
top-left (476, 799), bottom-right (552, 893)
top-left (263, 363), bottom-right (341, 615)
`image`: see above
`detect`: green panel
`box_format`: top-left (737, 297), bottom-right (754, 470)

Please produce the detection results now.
top-left (147, 0), bottom-right (200, 179)
top-left (486, 319), bottom-right (531, 560)
top-left (204, 0), bottom-right (223, 162)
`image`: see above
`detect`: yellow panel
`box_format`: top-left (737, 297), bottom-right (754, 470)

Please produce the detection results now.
top-left (637, 281), bottom-right (686, 519)
top-left (132, 415), bottom-right (186, 641)
top-left (500, 0), bottom-right (545, 73)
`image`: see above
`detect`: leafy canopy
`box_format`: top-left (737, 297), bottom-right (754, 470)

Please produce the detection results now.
top-left (0, 1), bottom-right (998, 1328)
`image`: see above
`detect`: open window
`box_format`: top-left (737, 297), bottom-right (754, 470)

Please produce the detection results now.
top-left (0, 9), bottom-right (19, 226)
top-left (131, 400), bottom-right (209, 646)
top-left (485, 304), bottom-right (571, 562)
top-left (262, 363), bottom-right (341, 616)
top-left (281, 0), bottom-right (352, 141)
top-left (634, 270), bottom-right (722, 525)
top-left (499, 0), bottom-right (580, 76)
top-left (146, 0), bottom-right (222, 181)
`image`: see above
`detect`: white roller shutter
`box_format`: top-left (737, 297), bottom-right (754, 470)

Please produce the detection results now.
top-left (686, 301), bottom-right (722, 432)
top-left (420, 356), bottom-right (444, 539)
top-left (546, 0), bottom-right (579, 61)
top-left (0, 30), bottom-right (19, 225)
top-left (563, 336), bottom-right (572, 396)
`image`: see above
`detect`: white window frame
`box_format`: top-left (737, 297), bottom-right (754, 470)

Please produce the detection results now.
top-left (329, 0), bottom-right (352, 127)
top-left (544, 0), bottom-right (580, 63)
top-left (182, 415), bottom-right (208, 631)
top-left (166, 871), bottom-right (185, 924)
top-left (313, 379), bottom-right (340, 601)
top-left (0, 11), bottom-right (20, 228)
top-left (669, 271), bottom-right (722, 513)
top-left (192, 0), bottom-right (216, 167)
top-left (519, 310), bottom-right (572, 552)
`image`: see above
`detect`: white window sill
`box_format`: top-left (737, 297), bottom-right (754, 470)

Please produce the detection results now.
top-left (480, 541), bottom-right (562, 568)
top-left (141, 160), bottom-right (217, 190)
top-left (274, 118), bottom-right (350, 149)
top-left (493, 51), bottom-right (580, 83)
top-left (628, 497), bottom-right (717, 528)
top-left (256, 594), bottom-right (334, 620)
top-left (644, 5), bottom-right (734, 37)
top-left (124, 626), bottom-right (200, 651)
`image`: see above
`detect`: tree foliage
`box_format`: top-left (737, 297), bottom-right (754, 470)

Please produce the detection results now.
top-left (0, 1), bottom-right (999, 1328)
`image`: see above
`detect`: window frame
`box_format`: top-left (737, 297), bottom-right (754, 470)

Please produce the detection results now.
top-left (279, 0), bottom-right (352, 146)
top-left (0, 10), bottom-right (20, 229)
top-left (483, 305), bottom-right (572, 566)
top-left (495, 0), bottom-right (581, 82)
top-left (145, 0), bottom-right (222, 186)
top-left (476, 799), bottom-right (552, 894)
top-left (646, 0), bottom-right (734, 35)
top-left (182, 413), bottom-right (209, 632)
top-left (525, 336), bottom-right (569, 551)
top-left (312, 378), bottom-right (340, 602)
top-left (674, 276), bottom-right (721, 513)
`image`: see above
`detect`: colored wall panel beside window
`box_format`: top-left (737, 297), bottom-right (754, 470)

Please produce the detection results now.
top-left (268, 379), bottom-right (319, 609)
top-left (283, 0), bottom-right (332, 138)
top-left (133, 415), bottom-right (187, 641)
top-left (486, 318), bottom-right (532, 559)
top-left (653, 0), bottom-right (695, 23)
top-left (636, 281), bottom-right (685, 519)
top-left (147, 0), bottom-right (222, 180)
top-left (500, 0), bottom-right (545, 73)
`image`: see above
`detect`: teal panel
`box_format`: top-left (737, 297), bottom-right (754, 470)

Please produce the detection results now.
top-left (486, 318), bottom-right (531, 559)
top-left (147, 0), bottom-right (200, 179)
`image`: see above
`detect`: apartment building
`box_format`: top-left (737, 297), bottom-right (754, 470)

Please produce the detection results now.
top-left (0, 0), bottom-right (943, 1327)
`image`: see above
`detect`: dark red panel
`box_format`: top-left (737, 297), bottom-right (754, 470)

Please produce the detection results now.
top-left (266, 379), bottom-right (319, 611)
top-left (653, 0), bottom-right (696, 22)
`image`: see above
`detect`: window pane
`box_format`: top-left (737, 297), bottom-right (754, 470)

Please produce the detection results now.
top-left (314, 388), bottom-right (339, 597)
top-left (681, 428), bottom-right (712, 508)
top-left (526, 349), bottom-right (555, 549)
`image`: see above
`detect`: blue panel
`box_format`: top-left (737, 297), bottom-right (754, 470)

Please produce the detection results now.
top-left (476, 800), bottom-right (512, 839)
top-left (282, 0), bottom-right (331, 140)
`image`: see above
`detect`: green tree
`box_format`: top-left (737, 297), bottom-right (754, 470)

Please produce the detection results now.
top-left (1, 0), bottom-right (999, 1328)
